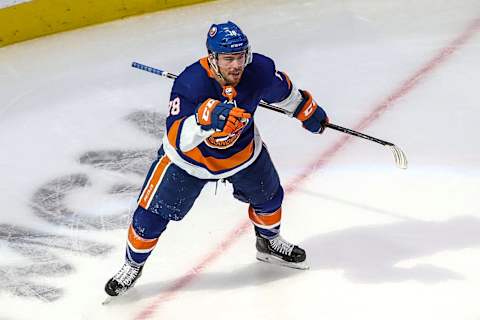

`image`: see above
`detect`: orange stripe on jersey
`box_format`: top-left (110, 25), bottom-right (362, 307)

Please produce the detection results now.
top-left (248, 206), bottom-right (282, 228)
top-left (127, 225), bottom-right (159, 251)
top-left (184, 140), bottom-right (254, 173)
top-left (199, 57), bottom-right (216, 79)
top-left (138, 155), bottom-right (171, 209)
top-left (166, 116), bottom-right (254, 173)
top-left (167, 118), bottom-right (184, 149)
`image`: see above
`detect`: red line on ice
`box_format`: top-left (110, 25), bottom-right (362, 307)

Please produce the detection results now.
top-left (134, 17), bottom-right (480, 320)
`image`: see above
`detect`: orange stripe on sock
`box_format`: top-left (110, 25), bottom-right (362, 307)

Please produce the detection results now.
top-left (248, 206), bottom-right (282, 227)
top-left (138, 155), bottom-right (171, 209)
top-left (128, 225), bottom-right (159, 251)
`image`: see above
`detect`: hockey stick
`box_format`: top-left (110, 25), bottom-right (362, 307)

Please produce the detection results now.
top-left (131, 62), bottom-right (408, 169)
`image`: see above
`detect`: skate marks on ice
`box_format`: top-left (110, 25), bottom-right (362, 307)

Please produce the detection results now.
top-left (31, 174), bottom-right (131, 230)
top-left (78, 110), bottom-right (164, 177)
top-left (31, 109), bottom-right (166, 230)
top-left (0, 110), bottom-right (166, 302)
top-left (0, 224), bottom-right (111, 302)
top-left (79, 150), bottom-right (156, 176)
top-left (125, 110), bottom-right (166, 139)
top-left (303, 216), bottom-right (480, 283)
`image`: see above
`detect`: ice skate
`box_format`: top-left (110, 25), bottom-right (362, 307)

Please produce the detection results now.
top-left (104, 261), bottom-right (143, 300)
top-left (255, 233), bottom-right (309, 270)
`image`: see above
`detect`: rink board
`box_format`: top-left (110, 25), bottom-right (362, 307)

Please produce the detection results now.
top-left (0, 0), bottom-right (211, 47)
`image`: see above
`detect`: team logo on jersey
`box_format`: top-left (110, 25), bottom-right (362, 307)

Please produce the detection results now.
top-left (205, 123), bottom-right (245, 149)
top-left (209, 26), bottom-right (217, 37)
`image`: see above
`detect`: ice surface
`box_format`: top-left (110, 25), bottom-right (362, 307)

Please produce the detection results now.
top-left (0, 0), bottom-right (479, 319)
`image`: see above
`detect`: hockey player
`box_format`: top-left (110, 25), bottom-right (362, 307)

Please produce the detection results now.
top-left (105, 21), bottom-right (328, 297)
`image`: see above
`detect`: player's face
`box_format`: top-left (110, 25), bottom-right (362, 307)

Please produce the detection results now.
top-left (217, 52), bottom-right (246, 85)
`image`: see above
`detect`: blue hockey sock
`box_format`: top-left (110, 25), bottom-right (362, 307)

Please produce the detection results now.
top-left (125, 206), bottom-right (169, 266)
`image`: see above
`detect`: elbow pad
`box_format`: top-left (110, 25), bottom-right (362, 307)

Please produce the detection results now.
top-left (269, 83), bottom-right (304, 116)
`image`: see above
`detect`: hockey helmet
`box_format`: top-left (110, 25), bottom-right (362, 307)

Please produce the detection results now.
top-left (206, 21), bottom-right (252, 65)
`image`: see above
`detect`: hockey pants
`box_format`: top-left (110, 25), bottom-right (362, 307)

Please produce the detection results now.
top-left (125, 145), bottom-right (284, 265)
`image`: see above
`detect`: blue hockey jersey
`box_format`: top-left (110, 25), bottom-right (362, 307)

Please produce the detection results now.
top-left (161, 53), bottom-right (294, 179)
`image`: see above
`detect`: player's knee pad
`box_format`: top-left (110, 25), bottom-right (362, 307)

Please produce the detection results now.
top-left (229, 146), bottom-right (282, 206)
top-left (251, 185), bottom-right (284, 214)
top-left (132, 206), bottom-right (169, 239)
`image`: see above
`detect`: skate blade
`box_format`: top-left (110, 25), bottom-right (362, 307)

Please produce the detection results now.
top-left (102, 296), bottom-right (114, 305)
top-left (102, 290), bottom-right (128, 305)
top-left (256, 252), bottom-right (310, 270)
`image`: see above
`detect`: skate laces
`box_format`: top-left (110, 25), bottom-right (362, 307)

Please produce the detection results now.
top-left (113, 263), bottom-right (141, 286)
top-left (269, 236), bottom-right (294, 256)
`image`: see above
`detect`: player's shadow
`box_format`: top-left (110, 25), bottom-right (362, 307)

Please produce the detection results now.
top-left (303, 215), bottom-right (480, 283)
top-left (127, 258), bottom-right (300, 303)
top-left (120, 215), bottom-right (480, 303)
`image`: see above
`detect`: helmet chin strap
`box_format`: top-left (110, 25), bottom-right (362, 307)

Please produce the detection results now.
top-left (208, 53), bottom-right (226, 83)
top-left (208, 50), bottom-right (250, 86)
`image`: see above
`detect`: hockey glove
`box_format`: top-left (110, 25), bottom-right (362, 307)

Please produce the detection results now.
top-left (221, 113), bottom-right (249, 135)
top-left (195, 98), bottom-right (251, 132)
top-left (293, 90), bottom-right (328, 134)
